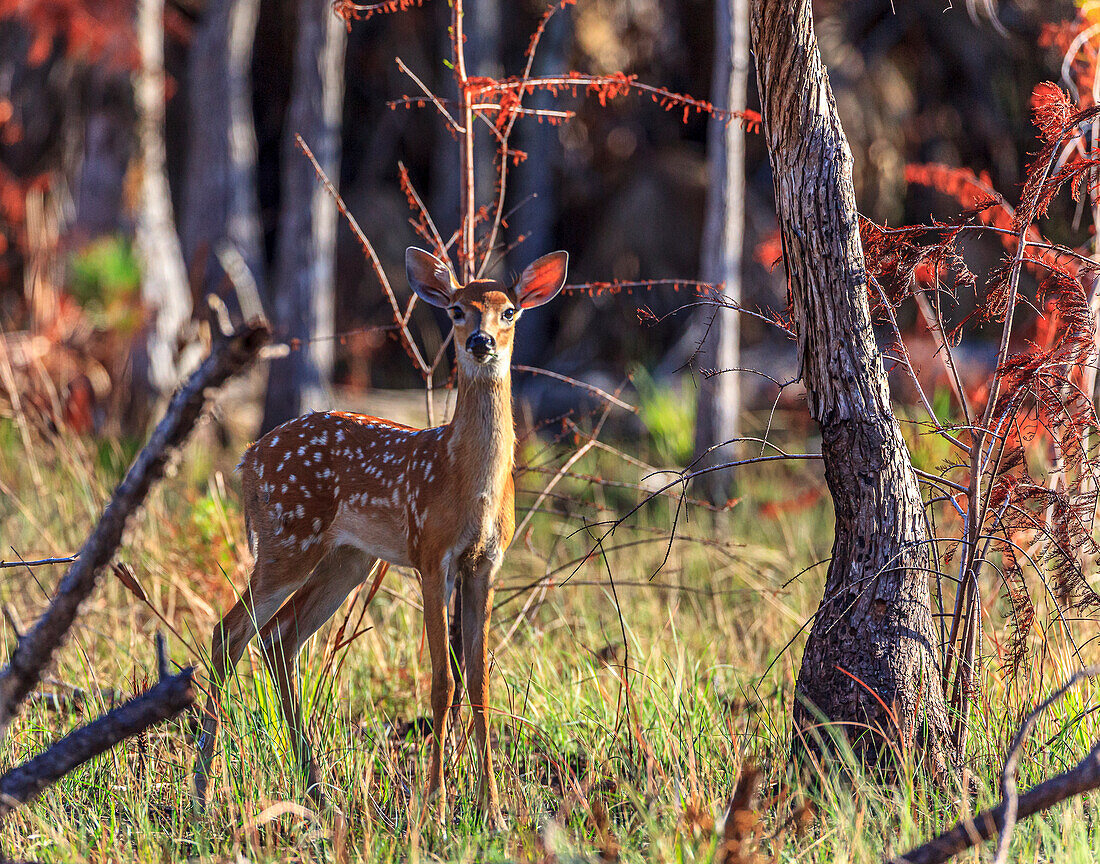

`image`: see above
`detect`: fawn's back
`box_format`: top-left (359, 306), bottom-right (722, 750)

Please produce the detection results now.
top-left (240, 407), bottom-right (515, 576)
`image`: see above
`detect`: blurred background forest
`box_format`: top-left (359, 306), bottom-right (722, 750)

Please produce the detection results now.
top-left (0, 0), bottom-right (1081, 452)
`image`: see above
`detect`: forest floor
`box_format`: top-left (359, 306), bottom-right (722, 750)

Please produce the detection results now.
top-left (1, 405), bottom-right (1099, 863)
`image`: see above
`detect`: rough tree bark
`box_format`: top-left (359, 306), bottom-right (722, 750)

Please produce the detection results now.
top-left (260, 0), bottom-right (346, 432)
top-left (180, 0), bottom-right (265, 304)
top-left (750, 0), bottom-right (955, 778)
top-left (692, 0), bottom-right (748, 505)
top-left (134, 0), bottom-right (194, 397)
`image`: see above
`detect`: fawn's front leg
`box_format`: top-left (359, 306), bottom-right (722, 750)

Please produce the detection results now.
top-left (462, 558), bottom-right (505, 829)
top-left (422, 563), bottom-right (455, 824)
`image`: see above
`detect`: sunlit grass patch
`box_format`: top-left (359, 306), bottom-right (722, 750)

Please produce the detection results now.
top-left (1, 414), bottom-right (1099, 862)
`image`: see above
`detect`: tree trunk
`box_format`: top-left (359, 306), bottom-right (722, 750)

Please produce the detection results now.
top-left (692, 0), bottom-right (748, 505)
top-left (466, 0), bottom-right (500, 236)
top-left (73, 69), bottom-right (132, 240)
top-left (180, 0), bottom-right (265, 306)
top-left (260, 0), bottom-right (346, 432)
top-left (511, 4), bottom-right (570, 368)
top-left (134, 0), bottom-right (195, 398)
top-left (750, 0), bottom-right (955, 779)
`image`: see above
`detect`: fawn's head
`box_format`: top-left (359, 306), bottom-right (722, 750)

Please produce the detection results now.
top-left (406, 247), bottom-right (568, 377)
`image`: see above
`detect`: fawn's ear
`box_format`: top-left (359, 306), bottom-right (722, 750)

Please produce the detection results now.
top-left (406, 247), bottom-right (457, 307)
top-left (515, 251), bottom-right (568, 309)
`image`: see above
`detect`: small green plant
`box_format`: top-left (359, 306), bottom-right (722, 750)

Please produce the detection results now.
top-left (632, 365), bottom-right (696, 466)
top-left (69, 236), bottom-right (142, 334)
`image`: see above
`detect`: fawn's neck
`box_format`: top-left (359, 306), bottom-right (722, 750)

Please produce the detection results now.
top-left (448, 368), bottom-right (515, 493)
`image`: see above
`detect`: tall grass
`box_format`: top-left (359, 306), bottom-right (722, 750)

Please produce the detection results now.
top-left (1, 413), bottom-right (1098, 862)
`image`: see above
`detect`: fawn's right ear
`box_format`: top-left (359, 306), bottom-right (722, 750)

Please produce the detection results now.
top-left (406, 247), bottom-right (457, 308)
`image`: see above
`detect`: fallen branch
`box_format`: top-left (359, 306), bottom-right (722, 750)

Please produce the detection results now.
top-left (0, 322), bottom-right (268, 743)
top-left (0, 641), bottom-right (194, 817)
top-left (892, 668), bottom-right (1100, 864)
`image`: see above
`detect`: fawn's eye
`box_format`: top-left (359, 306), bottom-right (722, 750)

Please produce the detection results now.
top-left (449, 306), bottom-right (465, 321)
top-left (501, 307), bottom-right (516, 322)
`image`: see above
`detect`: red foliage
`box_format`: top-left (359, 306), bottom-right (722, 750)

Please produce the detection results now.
top-left (332, 0), bottom-right (423, 28)
top-left (738, 109), bottom-right (762, 133)
top-left (754, 229), bottom-right (782, 271)
top-left (1031, 81), bottom-right (1075, 144)
top-left (905, 161), bottom-right (1083, 282)
top-left (759, 487), bottom-right (824, 519)
top-left (0, 0), bottom-right (138, 69)
top-left (1040, 18), bottom-right (1097, 107)
top-left (875, 52), bottom-right (1100, 675)
top-left (460, 71), bottom-right (748, 128)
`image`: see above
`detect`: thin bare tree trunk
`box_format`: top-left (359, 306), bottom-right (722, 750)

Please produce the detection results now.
top-left (135, 0), bottom-right (194, 396)
top-left (511, 5), bottom-right (570, 367)
top-left (693, 0), bottom-right (748, 505)
top-left (454, 0), bottom-right (476, 283)
top-left (180, 0), bottom-right (265, 304)
top-left (466, 0), bottom-right (500, 237)
top-left (260, 0), bottom-right (346, 432)
top-left (751, 0), bottom-right (955, 778)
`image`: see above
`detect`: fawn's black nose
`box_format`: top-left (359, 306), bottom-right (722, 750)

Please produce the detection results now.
top-left (466, 331), bottom-right (495, 361)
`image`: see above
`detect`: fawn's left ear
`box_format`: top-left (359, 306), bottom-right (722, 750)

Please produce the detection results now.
top-left (515, 251), bottom-right (568, 309)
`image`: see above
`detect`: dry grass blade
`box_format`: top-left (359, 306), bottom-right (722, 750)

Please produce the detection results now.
top-left (110, 562), bottom-right (148, 605)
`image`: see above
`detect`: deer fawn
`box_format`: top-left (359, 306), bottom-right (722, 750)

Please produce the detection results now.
top-left (193, 247), bottom-right (568, 827)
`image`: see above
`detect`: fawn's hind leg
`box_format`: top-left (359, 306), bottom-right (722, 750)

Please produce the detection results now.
top-left (193, 556), bottom-right (313, 806)
top-left (448, 587), bottom-right (465, 734)
top-left (258, 547), bottom-right (377, 801)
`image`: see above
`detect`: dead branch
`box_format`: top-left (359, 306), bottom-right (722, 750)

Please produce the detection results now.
top-left (0, 557), bottom-right (77, 570)
top-left (0, 322), bottom-right (268, 743)
top-left (512, 364), bottom-right (638, 414)
top-left (993, 666), bottom-right (1100, 864)
top-left (0, 666), bottom-right (194, 817)
top-left (295, 134), bottom-right (432, 385)
top-left (892, 668), bottom-right (1100, 864)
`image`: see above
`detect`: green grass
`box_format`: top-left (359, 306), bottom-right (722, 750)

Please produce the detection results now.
top-left (1, 414), bottom-right (1099, 862)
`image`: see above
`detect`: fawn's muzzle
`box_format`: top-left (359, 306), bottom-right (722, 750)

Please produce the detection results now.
top-left (466, 331), bottom-right (495, 361)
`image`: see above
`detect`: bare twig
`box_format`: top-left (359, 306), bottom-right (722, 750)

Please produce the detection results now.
top-left (453, 0), bottom-right (476, 281)
top-left (512, 364), bottom-right (637, 414)
top-left (0, 322), bottom-right (268, 743)
top-left (295, 134), bottom-right (431, 377)
top-left (0, 556), bottom-right (77, 570)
